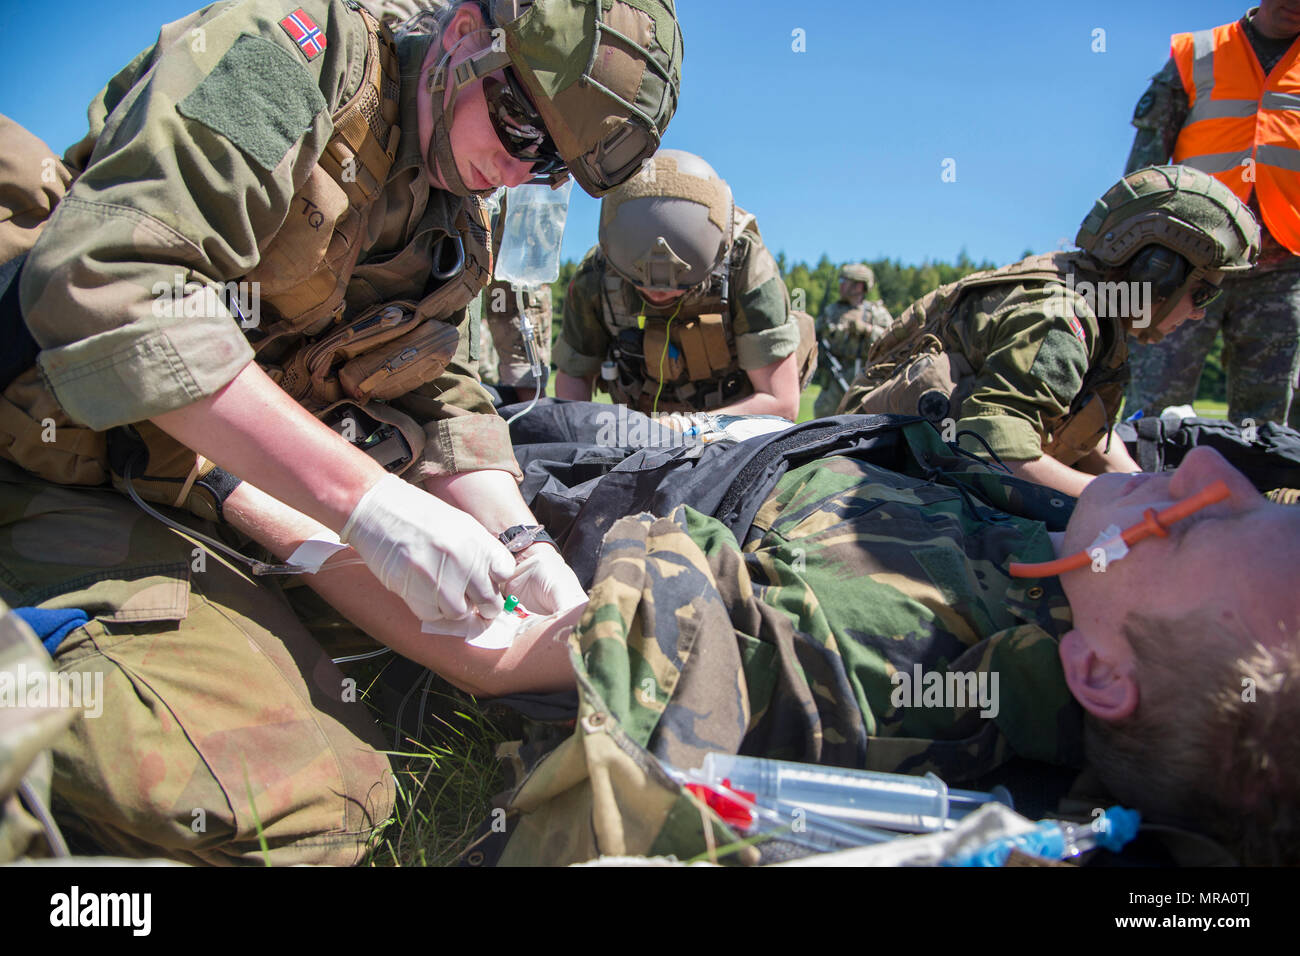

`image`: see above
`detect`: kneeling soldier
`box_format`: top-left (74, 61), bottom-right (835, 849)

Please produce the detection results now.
top-left (554, 149), bottom-right (817, 421)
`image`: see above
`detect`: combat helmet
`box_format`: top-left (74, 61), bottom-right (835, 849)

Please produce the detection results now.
top-left (1075, 165), bottom-right (1260, 338)
top-left (599, 148), bottom-right (734, 292)
top-left (425, 0), bottom-right (683, 198)
top-left (839, 263), bottom-right (875, 287)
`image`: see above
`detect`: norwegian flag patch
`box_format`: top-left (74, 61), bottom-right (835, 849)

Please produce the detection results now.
top-left (280, 8), bottom-right (327, 60)
top-left (1067, 312), bottom-right (1087, 344)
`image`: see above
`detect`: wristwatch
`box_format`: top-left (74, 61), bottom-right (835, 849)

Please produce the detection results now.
top-left (497, 524), bottom-right (556, 554)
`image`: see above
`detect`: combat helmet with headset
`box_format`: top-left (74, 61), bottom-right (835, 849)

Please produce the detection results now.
top-left (597, 148), bottom-right (738, 303)
top-left (1075, 164), bottom-right (1260, 342)
top-left (424, 0), bottom-right (684, 198)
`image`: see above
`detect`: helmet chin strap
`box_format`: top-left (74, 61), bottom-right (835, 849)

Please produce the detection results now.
top-left (424, 34), bottom-right (512, 198)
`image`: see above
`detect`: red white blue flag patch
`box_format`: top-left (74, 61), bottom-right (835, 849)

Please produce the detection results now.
top-left (280, 8), bottom-right (327, 60)
top-left (1067, 312), bottom-right (1087, 344)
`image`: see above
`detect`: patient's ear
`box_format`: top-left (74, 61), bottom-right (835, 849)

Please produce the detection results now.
top-left (1059, 628), bottom-right (1138, 721)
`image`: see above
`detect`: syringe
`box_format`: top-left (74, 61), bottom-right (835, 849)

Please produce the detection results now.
top-left (699, 753), bottom-right (1014, 833)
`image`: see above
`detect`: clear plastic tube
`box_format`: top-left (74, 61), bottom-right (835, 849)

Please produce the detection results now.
top-left (700, 753), bottom-right (1014, 833)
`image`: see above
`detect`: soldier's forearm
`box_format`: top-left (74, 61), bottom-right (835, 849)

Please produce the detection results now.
top-left (221, 481), bottom-right (577, 698)
top-left (150, 362), bottom-right (386, 532)
top-left (719, 354), bottom-right (801, 421)
top-left (424, 468), bottom-right (540, 536)
top-left (1004, 455), bottom-right (1095, 497)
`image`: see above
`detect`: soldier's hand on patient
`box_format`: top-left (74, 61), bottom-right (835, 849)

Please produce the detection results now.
top-left (340, 474), bottom-right (515, 622)
top-left (505, 544), bottom-right (588, 616)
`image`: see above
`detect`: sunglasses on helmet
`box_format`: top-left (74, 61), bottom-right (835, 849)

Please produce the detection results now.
top-left (482, 72), bottom-right (566, 178)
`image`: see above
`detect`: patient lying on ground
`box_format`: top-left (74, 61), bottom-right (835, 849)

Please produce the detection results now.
top-left (224, 423), bottom-right (1300, 864)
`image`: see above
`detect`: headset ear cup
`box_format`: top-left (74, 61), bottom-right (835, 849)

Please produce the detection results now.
top-left (1127, 245), bottom-right (1189, 300)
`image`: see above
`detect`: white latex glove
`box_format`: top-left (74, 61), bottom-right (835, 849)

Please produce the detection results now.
top-left (504, 544), bottom-right (588, 616)
top-left (340, 473), bottom-right (515, 622)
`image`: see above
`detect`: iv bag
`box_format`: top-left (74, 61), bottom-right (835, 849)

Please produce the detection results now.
top-left (494, 180), bottom-right (573, 289)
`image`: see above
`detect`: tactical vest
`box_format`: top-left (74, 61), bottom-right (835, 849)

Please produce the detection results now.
top-left (0, 6), bottom-right (494, 495)
top-left (847, 253), bottom-right (1129, 466)
top-left (597, 214), bottom-right (761, 413)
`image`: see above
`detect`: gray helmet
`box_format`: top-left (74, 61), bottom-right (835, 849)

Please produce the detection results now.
top-left (839, 263), bottom-right (874, 287)
top-left (1075, 165), bottom-right (1260, 336)
top-left (598, 149), bottom-right (734, 291)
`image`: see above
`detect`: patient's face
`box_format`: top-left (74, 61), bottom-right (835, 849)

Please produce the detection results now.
top-left (1059, 447), bottom-right (1299, 649)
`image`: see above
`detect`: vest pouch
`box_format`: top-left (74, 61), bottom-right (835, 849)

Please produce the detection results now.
top-left (279, 302), bottom-right (416, 406)
top-left (0, 367), bottom-right (107, 486)
top-left (642, 322), bottom-right (686, 383)
top-left (316, 399), bottom-right (424, 476)
top-left (1044, 392), bottom-right (1109, 466)
top-left (247, 164), bottom-right (358, 330)
top-left (338, 318), bottom-right (461, 402)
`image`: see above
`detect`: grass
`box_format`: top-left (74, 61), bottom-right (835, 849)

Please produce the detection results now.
top-left (358, 668), bottom-right (509, 868)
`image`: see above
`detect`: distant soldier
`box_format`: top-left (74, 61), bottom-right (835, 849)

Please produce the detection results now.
top-left (1124, 1), bottom-right (1300, 426)
top-left (838, 167), bottom-right (1260, 497)
top-left (813, 263), bottom-right (893, 417)
top-left (555, 150), bottom-right (817, 420)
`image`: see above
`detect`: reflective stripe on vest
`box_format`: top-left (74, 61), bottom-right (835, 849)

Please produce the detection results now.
top-left (1171, 22), bottom-right (1300, 253)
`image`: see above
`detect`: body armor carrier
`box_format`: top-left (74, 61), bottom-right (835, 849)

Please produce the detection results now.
top-left (597, 214), bottom-right (761, 413)
top-left (848, 252), bottom-right (1130, 465)
top-left (0, 5), bottom-right (495, 505)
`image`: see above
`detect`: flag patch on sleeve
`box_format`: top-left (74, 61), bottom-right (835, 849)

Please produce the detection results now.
top-left (1067, 312), bottom-right (1087, 343)
top-left (280, 8), bottom-right (327, 60)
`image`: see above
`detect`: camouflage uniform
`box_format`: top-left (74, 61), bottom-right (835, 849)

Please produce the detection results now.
top-left (1124, 14), bottom-right (1300, 426)
top-left (0, 0), bottom-right (523, 863)
top-left (0, 461), bottom-right (393, 864)
top-left (555, 223), bottom-right (809, 413)
top-left (813, 297), bottom-right (894, 418)
top-left (838, 252), bottom-right (1130, 465)
top-left (497, 421), bottom-right (1083, 865)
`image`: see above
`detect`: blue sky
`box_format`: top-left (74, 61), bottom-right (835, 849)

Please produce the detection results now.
top-left (0, 0), bottom-right (1250, 267)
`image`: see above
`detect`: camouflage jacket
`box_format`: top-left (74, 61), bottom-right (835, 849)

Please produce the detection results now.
top-left (839, 253), bottom-right (1128, 463)
top-left (498, 420), bottom-right (1084, 865)
top-left (15, 0), bottom-right (514, 478)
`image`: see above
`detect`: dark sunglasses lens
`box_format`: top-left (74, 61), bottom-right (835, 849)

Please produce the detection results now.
top-left (483, 76), bottom-right (565, 175)
top-left (1192, 282), bottom-right (1221, 309)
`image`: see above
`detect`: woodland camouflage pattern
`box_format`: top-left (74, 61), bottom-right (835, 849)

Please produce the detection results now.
top-left (814, 298), bottom-right (894, 417)
top-left (499, 421), bottom-right (1084, 865)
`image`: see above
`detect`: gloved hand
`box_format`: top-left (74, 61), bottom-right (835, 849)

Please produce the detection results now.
top-left (341, 473), bottom-right (515, 622)
top-left (504, 544), bottom-right (588, 616)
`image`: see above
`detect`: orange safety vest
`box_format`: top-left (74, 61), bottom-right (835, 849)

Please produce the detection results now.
top-left (1171, 22), bottom-right (1300, 253)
